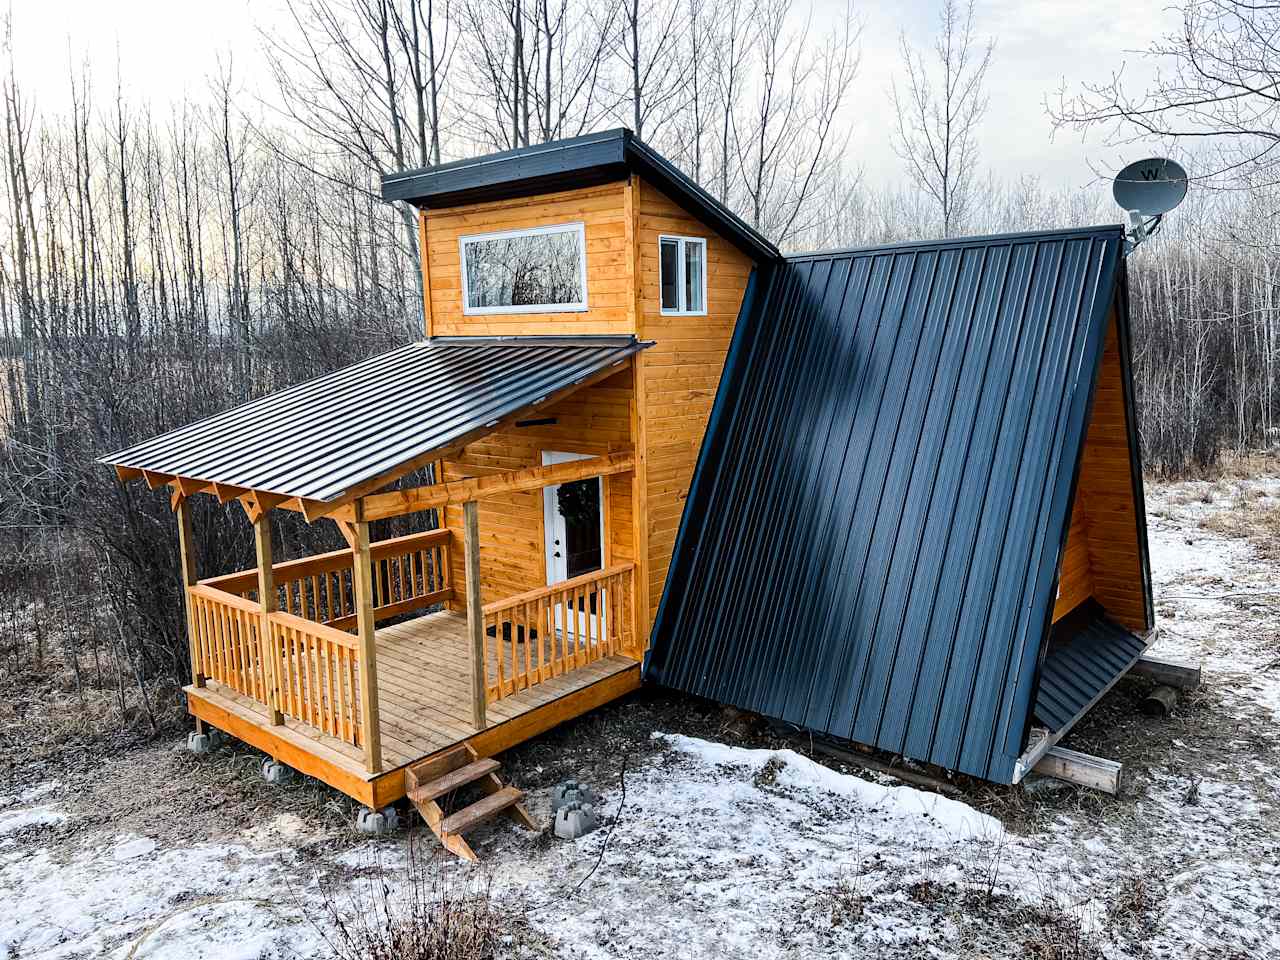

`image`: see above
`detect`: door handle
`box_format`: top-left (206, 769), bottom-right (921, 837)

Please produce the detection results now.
top-left (554, 551), bottom-right (562, 558)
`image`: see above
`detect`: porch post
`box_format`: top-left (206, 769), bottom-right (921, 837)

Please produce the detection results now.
top-left (254, 514), bottom-right (285, 726)
top-left (175, 497), bottom-right (205, 706)
top-left (350, 501), bottom-right (384, 774)
top-left (463, 499), bottom-right (487, 730)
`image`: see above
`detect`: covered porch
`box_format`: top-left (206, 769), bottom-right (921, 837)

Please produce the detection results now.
top-left (100, 336), bottom-right (651, 809)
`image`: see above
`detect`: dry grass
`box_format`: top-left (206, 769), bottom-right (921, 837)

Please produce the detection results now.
top-left (1198, 489), bottom-right (1280, 560)
top-left (309, 836), bottom-right (543, 960)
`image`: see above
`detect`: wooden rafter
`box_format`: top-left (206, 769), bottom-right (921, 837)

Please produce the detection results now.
top-left (358, 451), bottom-right (635, 521)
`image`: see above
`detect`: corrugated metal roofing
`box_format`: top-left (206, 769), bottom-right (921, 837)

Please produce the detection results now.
top-left (380, 129), bottom-right (779, 262)
top-left (645, 225), bottom-right (1130, 783)
top-left (100, 336), bottom-right (648, 503)
top-left (1034, 602), bottom-right (1147, 732)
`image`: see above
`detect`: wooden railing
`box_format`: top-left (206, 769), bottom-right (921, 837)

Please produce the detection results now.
top-left (189, 584), bottom-right (269, 704)
top-left (482, 563), bottom-right (634, 703)
top-left (268, 612), bottom-right (363, 747)
top-left (200, 529), bottom-right (452, 630)
top-left (189, 585), bottom-right (365, 749)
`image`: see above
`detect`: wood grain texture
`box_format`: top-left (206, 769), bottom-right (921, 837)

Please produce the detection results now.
top-left (188, 609), bottom-right (639, 806)
top-left (1052, 310), bottom-right (1149, 631)
top-left (636, 182), bottom-right (754, 635)
top-left (423, 183), bottom-right (630, 337)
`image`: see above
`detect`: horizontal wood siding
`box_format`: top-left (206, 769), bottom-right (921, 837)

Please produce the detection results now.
top-left (637, 181), bottom-right (754, 633)
top-left (1052, 312), bottom-right (1148, 631)
top-left (422, 184), bottom-right (630, 337)
top-left (440, 368), bottom-right (635, 607)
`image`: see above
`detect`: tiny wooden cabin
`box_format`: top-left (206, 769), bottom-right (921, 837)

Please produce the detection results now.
top-left (102, 129), bottom-right (777, 859)
top-left (104, 132), bottom-right (1158, 856)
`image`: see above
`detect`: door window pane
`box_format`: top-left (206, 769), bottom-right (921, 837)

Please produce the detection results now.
top-left (557, 477), bottom-right (602, 579)
top-left (660, 238), bottom-right (680, 311)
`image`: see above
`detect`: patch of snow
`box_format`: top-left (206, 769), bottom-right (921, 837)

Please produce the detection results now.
top-left (112, 836), bottom-right (158, 861)
top-left (0, 804), bottom-right (65, 835)
top-left (659, 733), bottom-right (1002, 841)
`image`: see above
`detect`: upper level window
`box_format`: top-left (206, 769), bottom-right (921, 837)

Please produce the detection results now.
top-left (659, 235), bottom-right (706, 315)
top-left (460, 222), bottom-right (588, 315)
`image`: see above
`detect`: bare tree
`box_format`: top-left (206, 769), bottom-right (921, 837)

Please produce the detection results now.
top-left (890, 0), bottom-right (994, 237)
top-left (732, 0), bottom-right (861, 245)
top-left (612, 0), bottom-right (689, 141)
top-left (1051, 1), bottom-right (1280, 181)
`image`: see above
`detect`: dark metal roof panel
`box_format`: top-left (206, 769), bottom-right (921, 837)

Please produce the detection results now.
top-left (644, 225), bottom-right (1132, 784)
top-left (1034, 604), bottom-right (1147, 731)
top-left (100, 336), bottom-right (648, 502)
top-left (380, 129), bottom-right (779, 262)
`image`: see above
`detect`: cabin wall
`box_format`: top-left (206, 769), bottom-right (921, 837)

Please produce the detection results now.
top-left (439, 368), bottom-right (635, 607)
top-left (1051, 311), bottom-right (1149, 632)
top-left (634, 180), bottom-right (755, 635)
top-left (420, 183), bottom-right (631, 337)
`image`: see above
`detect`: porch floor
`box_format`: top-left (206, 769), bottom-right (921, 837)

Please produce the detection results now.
top-left (187, 608), bottom-right (638, 786)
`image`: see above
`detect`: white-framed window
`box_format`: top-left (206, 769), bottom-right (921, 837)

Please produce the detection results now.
top-left (659, 235), bottom-right (707, 315)
top-left (459, 221), bottom-right (588, 315)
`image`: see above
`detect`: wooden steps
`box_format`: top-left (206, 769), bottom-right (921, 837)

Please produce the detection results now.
top-left (404, 744), bottom-right (537, 861)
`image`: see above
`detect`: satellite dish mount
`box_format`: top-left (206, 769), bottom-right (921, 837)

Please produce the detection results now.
top-left (1112, 157), bottom-right (1189, 254)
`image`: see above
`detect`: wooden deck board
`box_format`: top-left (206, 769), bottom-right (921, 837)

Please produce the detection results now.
top-left (187, 608), bottom-right (638, 803)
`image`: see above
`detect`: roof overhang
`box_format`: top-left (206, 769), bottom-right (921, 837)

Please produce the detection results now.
top-left (380, 128), bottom-right (779, 263)
top-left (100, 336), bottom-right (651, 518)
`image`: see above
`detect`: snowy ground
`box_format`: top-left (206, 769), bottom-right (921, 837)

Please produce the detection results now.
top-left (3, 473), bottom-right (1278, 959)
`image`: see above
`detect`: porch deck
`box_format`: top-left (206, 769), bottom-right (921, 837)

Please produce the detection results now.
top-left (188, 608), bottom-right (640, 806)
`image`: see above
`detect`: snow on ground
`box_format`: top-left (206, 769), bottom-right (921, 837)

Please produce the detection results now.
top-left (3, 474), bottom-right (1279, 958)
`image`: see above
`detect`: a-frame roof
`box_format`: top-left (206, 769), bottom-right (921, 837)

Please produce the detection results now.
top-left (100, 336), bottom-right (648, 506)
top-left (644, 225), bottom-right (1147, 784)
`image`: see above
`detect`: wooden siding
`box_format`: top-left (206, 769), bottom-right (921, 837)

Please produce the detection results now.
top-left (635, 180), bottom-right (755, 635)
top-left (419, 175), bottom-right (755, 646)
top-left (1051, 311), bottom-right (1148, 630)
top-left (421, 183), bottom-right (631, 337)
top-left (439, 368), bottom-right (635, 607)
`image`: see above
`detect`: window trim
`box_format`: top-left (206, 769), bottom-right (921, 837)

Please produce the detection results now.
top-left (658, 234), bottom-right (708, 316)
top-left (459, 221), bottom-right (589, 316)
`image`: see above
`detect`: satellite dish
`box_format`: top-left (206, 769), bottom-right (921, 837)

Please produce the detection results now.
top-left (1113, 157), bottom-right (1188, 217)
top-left (1112, 157), bottom-right (1188, 252)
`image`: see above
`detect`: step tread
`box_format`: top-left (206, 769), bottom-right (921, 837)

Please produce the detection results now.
top-left (440, 786), bottom-right (524, 837)
top-left (409, 758), bottom-right (502, 803)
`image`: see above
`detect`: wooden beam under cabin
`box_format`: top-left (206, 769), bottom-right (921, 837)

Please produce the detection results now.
top-left (359, 451), bottom-right (635, 521)
top-left (1130, 653), bottom-right (1201, 690)
top-left (1032, 746), bottom-right (1124, 795)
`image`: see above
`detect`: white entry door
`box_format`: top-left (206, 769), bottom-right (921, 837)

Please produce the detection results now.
top-left (542, 451), bottom-right (605, 639)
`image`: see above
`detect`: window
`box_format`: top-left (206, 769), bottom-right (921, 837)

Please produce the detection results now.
top-left (460, 222), bottom-right (588, 314)
top-left (659, 235), bottom-right (707, 314)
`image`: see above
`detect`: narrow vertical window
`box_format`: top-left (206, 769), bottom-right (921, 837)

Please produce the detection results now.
top-left (658, 235), bottom-right (708, 315)
top-left (660, 238), bottom-right (680, 312)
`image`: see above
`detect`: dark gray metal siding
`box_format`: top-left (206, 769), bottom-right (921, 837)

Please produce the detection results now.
top-left (645, 226), bottom-right (1127, 783)
top-left (100, 336), bottom-right (648, 502)
top-left (1034, 603), bottom-right (1147, 731)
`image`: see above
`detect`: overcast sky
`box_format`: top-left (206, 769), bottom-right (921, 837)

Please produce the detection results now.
top-left (13, 0), bottom-right (1179, 201)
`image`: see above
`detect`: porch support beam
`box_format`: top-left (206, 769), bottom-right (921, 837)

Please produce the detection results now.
top-left (254, 513), bottom-right (285, 726)
top-left (175, 496), bottom-right (205, 696)
top-left (350, 501), bottom-right (384, 774)
top-left (463, 499), bottom-right (487, 731)
top-left (360, 451), bottom-right (635, 521)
